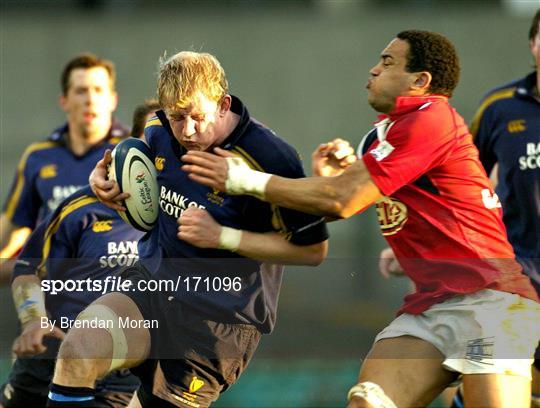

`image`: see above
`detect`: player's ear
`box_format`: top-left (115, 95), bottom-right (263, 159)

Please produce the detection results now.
top-left (411, 72), bottom-right (432, 93)
top-left (218, 95), bottom-right (231, 116)
top-left (59, 94), bottom-right (68, 112)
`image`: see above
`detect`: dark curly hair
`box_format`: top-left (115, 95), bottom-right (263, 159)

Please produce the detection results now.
top-left (529, 9), bottom-right (540, 41)
top-left (397, 30), bottom-right (460, 98)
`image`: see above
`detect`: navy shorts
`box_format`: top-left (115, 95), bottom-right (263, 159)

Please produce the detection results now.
top-left (118, 264), bottom-right (261, 408)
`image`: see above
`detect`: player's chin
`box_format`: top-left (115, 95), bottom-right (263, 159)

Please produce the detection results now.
top-left (181, 141), bottom-right (203, 151)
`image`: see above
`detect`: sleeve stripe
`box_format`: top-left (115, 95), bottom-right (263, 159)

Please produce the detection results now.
top-left (230, 146), bottom-right (288, 232)
top-left (470, 88), bottom-right (515, 138)
top-left (144, 118), bottom-right (162, 130)
top-left (231, 146), bottom-right (265, 172)
top-left (37, 195), bottom-right (98, 277)
top-left (5, 141), bottom-right (58, 220)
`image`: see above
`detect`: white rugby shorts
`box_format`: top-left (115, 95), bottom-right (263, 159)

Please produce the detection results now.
top-left (374, 289), bottom-right (540, 379)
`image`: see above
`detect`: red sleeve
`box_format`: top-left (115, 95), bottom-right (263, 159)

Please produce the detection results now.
top-left (363, 105), bottom-right (458, 196)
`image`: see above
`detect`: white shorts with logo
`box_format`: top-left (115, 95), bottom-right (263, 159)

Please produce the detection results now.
top-left (374, 289), bottom-right (540, 379)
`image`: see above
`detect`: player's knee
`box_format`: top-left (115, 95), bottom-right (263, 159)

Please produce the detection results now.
top-left (55, 337), bottom-right (101, 384)
top-left (347, 382), bottom-right (397, 408)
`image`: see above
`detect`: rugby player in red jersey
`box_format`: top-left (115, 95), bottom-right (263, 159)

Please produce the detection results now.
top-left (182, 30), bottom-right (540, 408)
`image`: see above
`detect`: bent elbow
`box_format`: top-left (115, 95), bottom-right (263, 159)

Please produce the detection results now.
top-left (306, 241), bottom-right (328, 266)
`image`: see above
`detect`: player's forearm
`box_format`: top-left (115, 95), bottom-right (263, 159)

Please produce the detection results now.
top-left (12, 274), bottom-right (47, 325)
top-left (265, 170), bottom-right (381, 219)
top-left (236, 231), bottom-right (328, 266)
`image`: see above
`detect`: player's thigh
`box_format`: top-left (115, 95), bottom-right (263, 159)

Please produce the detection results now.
top-left (463, 373), bottom-right (531, 408)
top-left (353, 335), bottom-right (457, 408)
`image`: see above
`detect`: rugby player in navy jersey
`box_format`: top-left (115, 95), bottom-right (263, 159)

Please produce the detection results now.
top-left (0, 53), bottom-right (128, 284)
top-left (0, 101), bottom-right (160, 408)
top-left (46, 52), bottom-right (329, 407)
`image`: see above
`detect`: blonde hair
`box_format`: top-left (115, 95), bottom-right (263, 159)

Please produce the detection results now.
top-left (157, 51), bottom-right (228, 110)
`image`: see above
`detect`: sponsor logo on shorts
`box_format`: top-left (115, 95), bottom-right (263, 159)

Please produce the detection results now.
top-left (40, 164), bottom-right (57, 179)
top-left (92, 220), bottom-right (113, 232)
top-left (155, 156), bottom-right (165, 171)
top-left (466, 337), bottom-right (494, 364)
top-left (189, 376), bottom-right (204, 393)
top-left (376, 197), bottom-right (408, 236)
top-left (173, 376), bottom-right (205, 407)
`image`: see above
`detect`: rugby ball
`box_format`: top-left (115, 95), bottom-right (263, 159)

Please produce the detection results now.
top-left (108, 138), bottom-right (159, 231)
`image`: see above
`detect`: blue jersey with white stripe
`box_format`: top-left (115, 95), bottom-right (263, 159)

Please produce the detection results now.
top-left (142, 96), bottom-right (328, 333)
top-left (3, 121), bottom-right (128, 228)
top-left (12, 186), bottom-right (144, 323)
top-left (472, 72), bottom-right (540, 286)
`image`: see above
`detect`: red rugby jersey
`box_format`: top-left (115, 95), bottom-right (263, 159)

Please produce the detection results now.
top-left (362, 95), bottom-right (539, 314)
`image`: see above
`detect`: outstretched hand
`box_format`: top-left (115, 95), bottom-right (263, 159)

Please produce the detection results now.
top-left (312, 138), bottom-right (357, 177)
top-left (89, 149), bottom-right (130, 211)
top-left (181, 147), bottom-right (235, 191)
top-left (378, 247), bottom-right (405, 279)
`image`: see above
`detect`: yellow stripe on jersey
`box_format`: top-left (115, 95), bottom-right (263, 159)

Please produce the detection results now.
top-left (470, 88), bottom-right (515, 138)
top-left (37, 195), bottom-right (98, 277)
top-left (5, 141), bottom-right (59, 220)
top-left (230, 147), bottom-right (288, 233)
top-left (145, 117), bottom-right (162, 129)
top-left (231, 147), bottom-right (264, 172)
top-left (109, 137), bottom-right (123, 145)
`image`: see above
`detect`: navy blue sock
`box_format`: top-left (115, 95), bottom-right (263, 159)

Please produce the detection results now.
top-left (46, 383), bottom-right (96, 407)
top-left (450, 388), bottom-right (464, 408)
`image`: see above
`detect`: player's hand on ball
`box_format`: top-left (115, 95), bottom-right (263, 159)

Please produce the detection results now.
top-left (312, 138), bottom-right (357, 177)
top-left (177, 207), bottom-right (221, 248)
top-left (182, 147), bottom-right (235, 192)
top-left (378, 247), bottom-right (405, 278)
top-left (89, 150), bottom-right (130, 211)
top-left (12, 318), bottom-right (65, 357)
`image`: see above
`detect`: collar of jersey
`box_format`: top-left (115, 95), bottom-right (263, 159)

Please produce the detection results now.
top-left (377, 95), bottom-right (448, 121)
top-left (219, 95), bottom-right (251, 150)
top-left (514, 71), bottom-right (538, 101)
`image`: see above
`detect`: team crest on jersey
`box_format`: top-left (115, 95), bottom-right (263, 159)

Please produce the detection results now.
top-left (376, 197), bottom-right (408, 236)
top-left (155, 156), bottom-right (165, 171)
top-left (39, 164), bottom-right (57, 179)
top-left (92, 220), bottom-right (113, 232)
top-left (507, 119), bottom-right (526, 133)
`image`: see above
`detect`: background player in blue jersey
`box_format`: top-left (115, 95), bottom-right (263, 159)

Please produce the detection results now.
top-left (0, 53), bottom-right (128, 283)
top-left (46, 51), bottom-right (329, 408)
top-left (450, 9), bottom-right (540, 408)
top-left (0, 101), bottom-right (160, 408)
top-left (1, 186), bottom-right (143, 408)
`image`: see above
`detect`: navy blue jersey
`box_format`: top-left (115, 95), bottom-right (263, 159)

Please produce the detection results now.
top-left (12, 186), bottom-right (144, 323)
top-left (471, 72), bottom-right (540, 286)
top-left (142, 96), bottom-right (328, 333)
top-left (3, 121), bottom-right (128, 229)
